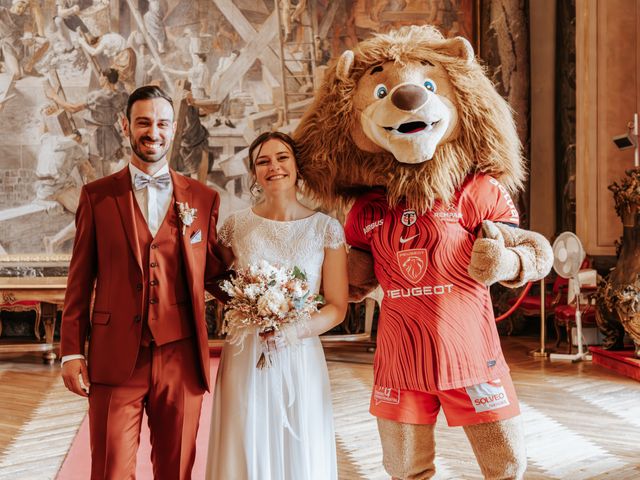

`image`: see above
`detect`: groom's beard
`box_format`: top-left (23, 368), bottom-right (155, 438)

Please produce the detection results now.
top-left (129, 135), bottom-right (171, 164)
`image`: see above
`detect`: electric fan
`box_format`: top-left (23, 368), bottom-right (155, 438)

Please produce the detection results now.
top-left (549, 232), bottom-right (592, 362)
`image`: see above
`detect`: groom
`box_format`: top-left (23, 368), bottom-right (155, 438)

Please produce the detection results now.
top-left (60, 85), bottom-right (225, 479)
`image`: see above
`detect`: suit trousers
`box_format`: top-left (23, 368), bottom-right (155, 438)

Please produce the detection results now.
top-left (88, 337), bottom-right (205, 480)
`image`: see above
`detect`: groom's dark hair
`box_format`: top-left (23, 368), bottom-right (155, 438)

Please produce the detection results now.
top-left (126, 85), bottom-right (174, 121)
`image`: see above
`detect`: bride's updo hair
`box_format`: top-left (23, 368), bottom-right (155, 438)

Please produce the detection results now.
top-left (247, 131), bottom-right (302, 195)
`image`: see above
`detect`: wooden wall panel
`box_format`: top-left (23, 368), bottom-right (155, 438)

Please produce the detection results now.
top-left (577, 0), bottom-right (640, 255)
top-left (529, 0), bottom-right (557, 239)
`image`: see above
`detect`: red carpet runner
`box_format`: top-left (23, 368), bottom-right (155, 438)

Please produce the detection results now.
top-left (57, 357), bottom-right (220, 479)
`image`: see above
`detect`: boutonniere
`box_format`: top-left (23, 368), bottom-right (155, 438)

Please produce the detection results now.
top-left (177, 201), bottom-right (197, 235)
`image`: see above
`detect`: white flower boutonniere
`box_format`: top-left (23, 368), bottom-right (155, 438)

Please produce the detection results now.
top-left (177, 201), bottom-right (197, 235)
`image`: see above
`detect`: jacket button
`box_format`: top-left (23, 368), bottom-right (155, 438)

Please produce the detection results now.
top-left (134, 315), bottom-right (141, 323)
top-left (136, 283), bottom-right (143, 291)
top-left (149, 298), bottom-right (158, 304)
top-left (150, 262), bottom-right (157, 267)
top-left (150, 280), bottom-right (158, 286)
top-left (151, 244), bottom-right (158, 249)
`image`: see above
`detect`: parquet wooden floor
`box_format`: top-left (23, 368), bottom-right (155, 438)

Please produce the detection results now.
top-left (1, 336), bottom-right (639, 479)
top-left (326, 337), bottom-right (640, 480)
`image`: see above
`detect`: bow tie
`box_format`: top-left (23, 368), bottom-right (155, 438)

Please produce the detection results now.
top-left (134, 173), bottom-right (171, 190)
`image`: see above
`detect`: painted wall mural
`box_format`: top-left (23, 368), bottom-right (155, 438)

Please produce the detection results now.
top-left (0, 0), bottom-right (476, 259)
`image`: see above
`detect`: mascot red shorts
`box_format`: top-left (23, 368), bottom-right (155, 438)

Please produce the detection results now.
top-left (370, 374), bottom-right (520, 427)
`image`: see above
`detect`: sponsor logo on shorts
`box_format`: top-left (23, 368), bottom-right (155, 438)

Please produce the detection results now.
top-left (373, 386), bottom-right (401, 405)
top-left (401, 210), bottom-right (417, 227)
top-left (465, 379), bottom-right (510, 413)
top-left (396, 249), bottom-right (428, 283)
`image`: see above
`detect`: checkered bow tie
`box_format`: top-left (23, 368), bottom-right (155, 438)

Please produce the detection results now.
top-left (133, 173), bottom-right (171, 190)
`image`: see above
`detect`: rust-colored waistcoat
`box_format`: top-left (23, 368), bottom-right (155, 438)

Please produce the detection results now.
top-left (133, 197), bottom-right (194, 345)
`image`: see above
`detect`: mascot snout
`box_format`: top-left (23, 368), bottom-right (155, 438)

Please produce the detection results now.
top-left (360, 81), bottom-right (454, 164)
top-left (390, 83), bottom-right (430, 111)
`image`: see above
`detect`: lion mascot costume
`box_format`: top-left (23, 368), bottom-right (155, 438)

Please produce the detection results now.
top-left (294, 25), bottom-right (553, 479)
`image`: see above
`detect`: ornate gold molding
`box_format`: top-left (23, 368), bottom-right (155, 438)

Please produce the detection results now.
top-left (0, 254), bottom-right (71, 265)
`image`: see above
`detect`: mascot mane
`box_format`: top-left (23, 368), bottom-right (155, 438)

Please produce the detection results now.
top-left (294, 25), bottom-right (525, 214)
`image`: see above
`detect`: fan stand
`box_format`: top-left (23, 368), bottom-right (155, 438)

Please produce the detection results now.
top-left (550, 276), bottom-right (592, 362)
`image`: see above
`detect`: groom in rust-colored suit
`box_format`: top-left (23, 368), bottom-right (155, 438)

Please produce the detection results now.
top-left (60, 85), bottom-right (225, 479)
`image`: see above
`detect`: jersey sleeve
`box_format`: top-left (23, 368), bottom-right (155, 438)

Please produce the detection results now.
top-left (344, 197), bottom-right (372, 251)
top-left (460, 175), bottom-right (520, 232)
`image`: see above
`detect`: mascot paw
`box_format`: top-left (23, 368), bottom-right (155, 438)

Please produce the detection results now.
top-left (468, 220), bottom-right (520, 286)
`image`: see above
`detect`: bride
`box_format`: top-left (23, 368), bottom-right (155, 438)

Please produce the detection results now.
top-left (206, 131), bottom-right (348, 480)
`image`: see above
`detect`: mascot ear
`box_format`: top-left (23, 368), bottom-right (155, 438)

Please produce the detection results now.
top-left (440, 36), bottom-right (475, 64)
top-left (336, 50), bottom-right (355, 81)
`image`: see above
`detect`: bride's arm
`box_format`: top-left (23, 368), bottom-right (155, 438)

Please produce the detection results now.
top-left (297, 246), bottom-right (348, 339)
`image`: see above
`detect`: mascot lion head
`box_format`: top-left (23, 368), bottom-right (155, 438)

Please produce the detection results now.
top-left (294, 25), bottom-right (525, 214)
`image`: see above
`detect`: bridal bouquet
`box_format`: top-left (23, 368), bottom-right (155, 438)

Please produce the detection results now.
top-left (220, 260), bottom-right (324, 368)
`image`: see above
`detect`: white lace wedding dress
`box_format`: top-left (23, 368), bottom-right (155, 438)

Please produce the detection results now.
top-left (206, 208), bottom-right (344, 480)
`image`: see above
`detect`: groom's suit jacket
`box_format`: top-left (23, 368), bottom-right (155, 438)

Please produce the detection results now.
top-left (61, 166), bottom-right (225, 391)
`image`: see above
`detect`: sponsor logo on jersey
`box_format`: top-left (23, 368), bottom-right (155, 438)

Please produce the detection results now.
top-left (396, 249), bottom-right (428, 283)
top-left (401, 210), bottom-right (417, 227)
top-left (399, 233), bottom-right (420, 244)
top-left (363, 219), bottom-right (384, 235)
top-left (433, 205), bottom-right (463, 223)
top-left (386, 284), bottom-right (454, 299)
top-left (465, 379), bottom-right (510, 413)
top-left (488, 177), bottom-right (519, 223)
top-left (373, 385), bottom-right (401, 405)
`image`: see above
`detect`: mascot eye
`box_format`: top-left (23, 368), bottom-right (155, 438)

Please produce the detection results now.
top-left (374, 84), bottom-right (388, 99)
top-left (424, 80), bottom-right (437, 93)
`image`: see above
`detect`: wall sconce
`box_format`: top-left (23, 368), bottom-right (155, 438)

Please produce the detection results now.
top-left (613, 113), bottom-right (638, 167)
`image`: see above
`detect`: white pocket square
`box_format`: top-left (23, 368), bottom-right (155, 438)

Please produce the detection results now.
top-left (189, 229), bottom-right (202, 244)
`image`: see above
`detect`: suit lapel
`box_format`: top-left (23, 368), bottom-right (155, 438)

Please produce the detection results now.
top-left (171, 170), bottom-right (196, 293)
top-left (113, 167), bottom-right (143, 272)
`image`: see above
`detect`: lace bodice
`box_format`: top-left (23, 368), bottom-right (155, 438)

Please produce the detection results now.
top-left (219, 208), bottom-right (345, 294)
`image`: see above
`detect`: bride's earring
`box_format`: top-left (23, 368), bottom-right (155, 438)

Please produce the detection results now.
top-left (250, 182), bottom-right (262, 196)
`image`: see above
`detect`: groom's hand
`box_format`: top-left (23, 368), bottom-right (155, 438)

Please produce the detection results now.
top-left (62, 358), bottom-right (90, 397)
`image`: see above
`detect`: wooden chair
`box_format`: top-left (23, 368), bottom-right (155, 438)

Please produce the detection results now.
top-left (505, 277), bottom-right (556, 318)
top-left (553, 282), bottom-right (598, 353)
top-left (499, 275), bottom-right (559, 336)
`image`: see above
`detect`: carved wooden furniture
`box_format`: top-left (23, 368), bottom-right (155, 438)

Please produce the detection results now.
top-left (499, 277), bottom-right (555, 336)
top-left (0, 296), bottom-right (41, 339)
top-left (0, 277), bottom-right (67, 364)
top-left (553, 277), bottom-right (598, 354)
top-left (554, 291), bottom-right (598, 354)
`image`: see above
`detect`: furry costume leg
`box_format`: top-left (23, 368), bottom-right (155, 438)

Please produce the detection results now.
top-left (463, 416), bottom-right (527, 480)
top-left (377, 418), bottom-right (436, 480)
